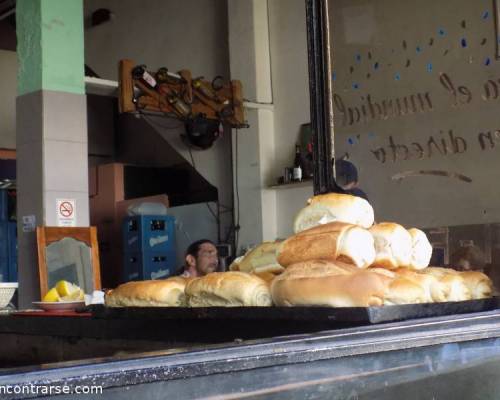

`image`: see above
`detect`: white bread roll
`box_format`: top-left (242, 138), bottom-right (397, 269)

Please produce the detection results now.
top-left (422, 267), bottom-right (471, 301)
top-left (185, 271), bottom-right (272, 307)
top-left (384, 277), bottom-right (427, 305)
top-left (293, 193), bottom-right (374, 233)
top-left (407, 228), bottom-right (433, 270)
top-left (395, 267), bottom-right (446, 303)
top-left (105, 277), bottom-right (190, 307)
top-left (231, 241), bottom-right (284, 274)
top-left (369, 223), bottom-right (412, 269)
top-left (459, 271), bottom-right (493, 299)
top-left (277, 221), bottom-right (376, 269)
top-left (271, 260), bottom-right (391, 307)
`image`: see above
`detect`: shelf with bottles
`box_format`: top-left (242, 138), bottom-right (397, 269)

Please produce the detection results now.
top-left (267, 178), bottom-right (313, 190)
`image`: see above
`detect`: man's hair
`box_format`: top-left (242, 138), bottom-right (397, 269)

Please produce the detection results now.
top-left (335, 159), bottom-right (358, 186)
top-left (450, 245), bottom-right (486, 269)
top-left (185, 239), bottom-right (216, 258)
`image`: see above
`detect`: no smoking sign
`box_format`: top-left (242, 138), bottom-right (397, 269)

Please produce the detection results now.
top-left (56, 199), bottom-right (77, 227)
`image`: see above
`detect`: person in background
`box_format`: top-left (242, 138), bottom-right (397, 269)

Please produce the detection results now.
top-left (334, 159), bottom-right (369, 201)
top-left (450, 245), bottom-right (487, 273)
top-left (180, 239), bottom-right (219, 278)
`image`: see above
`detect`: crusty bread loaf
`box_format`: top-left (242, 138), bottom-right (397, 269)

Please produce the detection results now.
top-left (277, 221), bottom-right (375, 269)
top-left (384, 277), bottom-right (427, 305)
top-left (232, 241), bottom-right (284, 274)
top-left (407, 228), bottom-right (433, 270)
top-left (394, 267), bottom-right (446, 303)
top-left (271, 260), bottom-right (390, 307)
top-left (185, 271), bottom-right (272, 307)
top-left (228, 255), bottom-right (244, 271)
top-left (422, 267), bottom-right (471, 301)
top-left (369, 223), bottom-right (412, 269)
top-left (459, 271), bottom-right (493, 299)
top-left (251, 270), bottom-right (280, 283)
top-left (106, 277), bottom-right (190, 307)
top-left (293, 193), bottom-right (374, 233)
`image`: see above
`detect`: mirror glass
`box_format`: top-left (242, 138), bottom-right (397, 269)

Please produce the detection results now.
top-left (45, 237), bottom-right (94, 293)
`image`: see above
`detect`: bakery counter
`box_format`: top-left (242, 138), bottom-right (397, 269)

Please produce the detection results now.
top-left (2, 310), bottom-right (500, 399)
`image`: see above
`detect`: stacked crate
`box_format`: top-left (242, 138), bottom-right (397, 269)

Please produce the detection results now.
top-left (0, 190), bottom-right (16, 282)
top-left (122, 215), bottom-right (177, 282)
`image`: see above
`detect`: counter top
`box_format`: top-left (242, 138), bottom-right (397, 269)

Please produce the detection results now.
top-left (1, 309), bottom-right (500, 399)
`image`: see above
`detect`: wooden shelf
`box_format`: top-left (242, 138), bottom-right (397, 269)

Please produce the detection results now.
top-left (267, 179), bottom-right (313, 190)
top-left (85, 76), bottom-right (119, 97)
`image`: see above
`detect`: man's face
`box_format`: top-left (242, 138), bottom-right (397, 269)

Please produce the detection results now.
top-left (195, 243), bottom-right (219, 276)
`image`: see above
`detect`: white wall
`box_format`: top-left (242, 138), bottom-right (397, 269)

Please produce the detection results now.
top-left (0, 50), bottom-right (17, 149)
top-left (268, 0), bottom-right (312, 238)
top-left (84, 0), bottom-right (234, 242)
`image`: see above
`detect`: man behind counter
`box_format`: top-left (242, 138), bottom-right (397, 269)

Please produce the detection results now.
top-left (179, 239), bottom-right (219, 278)
top-left (335, 159), bottom-right (369, 201)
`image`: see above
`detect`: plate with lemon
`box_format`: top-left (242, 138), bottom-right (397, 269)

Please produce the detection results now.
top-left (33, 280), bottom-right (86, 312)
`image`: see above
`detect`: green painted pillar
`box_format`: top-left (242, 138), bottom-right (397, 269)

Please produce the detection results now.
top-left (16, 0), bottom-right (89, 308)
top-left (17, 0), bottom-right (85, 95)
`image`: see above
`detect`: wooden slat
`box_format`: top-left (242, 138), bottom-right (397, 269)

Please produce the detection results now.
top-left (118, 59), bottom-right (136, 113)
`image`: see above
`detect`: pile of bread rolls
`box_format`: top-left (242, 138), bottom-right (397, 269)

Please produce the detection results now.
top-left (106, 193), bottom-right (493, 308)
top-left (272, 193), bottom-right (493, 307)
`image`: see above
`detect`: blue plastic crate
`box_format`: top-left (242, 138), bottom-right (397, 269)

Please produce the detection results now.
top-left (123, 215), bottom-right (176, 253)
top-left (123, 250), bottom-right (177, 282)
top-left (0, 191), bottom-right (7, 221)
top-left (7, 222), bottom-right (16, 282)
top-left (0, 223), bottom-right (9, 261)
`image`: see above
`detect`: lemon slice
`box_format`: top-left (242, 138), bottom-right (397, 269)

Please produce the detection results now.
top-left (61, 289), bottom-right (84, 301)
top-left (43, 287), bottom-right (61, 302)
top-left (56, 280), bottom-right (80, 297)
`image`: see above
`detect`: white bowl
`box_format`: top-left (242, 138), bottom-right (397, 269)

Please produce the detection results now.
top-left (0, 283), bottom-right (18, 308)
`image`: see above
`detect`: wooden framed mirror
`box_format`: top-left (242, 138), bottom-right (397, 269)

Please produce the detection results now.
top-left (36, 226), bottom-right (101, 298)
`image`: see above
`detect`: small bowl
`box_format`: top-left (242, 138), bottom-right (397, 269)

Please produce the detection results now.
top-left (0, 283), bottom-right (18, 308)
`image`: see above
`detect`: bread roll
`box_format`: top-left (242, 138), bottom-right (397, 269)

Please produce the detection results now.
top-left (395, 267), bottom-right (446, 303)
top-left (422, 267), bottom-right (471, 301)
top-left (271, 260), bottom-right (390, 307)
top-left (407, 228), bottom-right (433, 270)
top-left (185, 272), bottom-right (272, 307)
top-left (228, 255), bottom-right (244, 271)
top-left (277, 222), bottom-right (376, 269)
top-left (233, 241), bottom-right (284, 274)
top-left (106, 277), bottom-right (190, 307)
top-left (293, 193), bottom-right (374, 233)
top-left (369, 223), bottom-right (412, 269)
top-left (459, 271), bottom-right (493, 299)
top-left (384, 277), bottom-right (427, 305)
top-left (251, 270), bottom-right (280, 283)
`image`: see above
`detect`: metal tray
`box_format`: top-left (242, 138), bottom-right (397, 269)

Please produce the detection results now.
top-left (90, 297), bottom-right (499, 325)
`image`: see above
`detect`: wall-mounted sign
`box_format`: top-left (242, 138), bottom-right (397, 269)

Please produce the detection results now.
top-left (56, 199), bottom-right (76, 227)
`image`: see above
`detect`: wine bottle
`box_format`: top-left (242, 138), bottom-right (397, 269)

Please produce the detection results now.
top-left (132, 64), bottom-right (157, 88)
top-left (293, 144), bottom-right (303, 182)
top-left (193, 78), bottom-right (220, 102)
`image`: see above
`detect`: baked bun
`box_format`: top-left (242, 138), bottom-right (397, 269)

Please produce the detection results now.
top-left (105, 277), bottom-right (190, 307)
top-left (277, 221), bottom-right (376, 269)
top-left (423, 267), bottom-right (471, 301)
top-left (293, 193), bottom-right (374, 233)
top-left (233, 241), bottom-right (284, 274)
top-left (384, 277), bottom-right (427, 305)
top-left (459, 271), bottom-right (493, 299)
top-left (185, 272), bottom-right (272, 307)
top-left (407, 228), bottom-right (432, 270)
top-left (369, 223), bottom-right (412, 269)
top-left (395, 267), bottom-right (446, 303)
top-left (271, 260), bottom-right (390, 307)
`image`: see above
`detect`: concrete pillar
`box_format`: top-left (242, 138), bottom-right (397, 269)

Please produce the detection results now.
top-left (228, 0), bottom-right (278, 252)
top-left (16, 0), bottom-right (88, 307)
